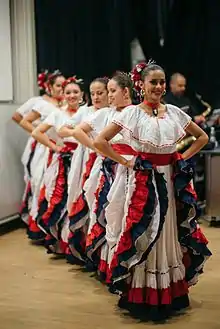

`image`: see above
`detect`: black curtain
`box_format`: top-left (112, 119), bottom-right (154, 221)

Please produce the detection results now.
top-left (35, 0), bottom-right (220, 105)
top-left (130, 0), bottom-right (164, 64)
top-left (130, 0), bottom-right (220, 106)
top-left (35, 0), bottom-right (134, 87)
top-left (162, 0), bottom-right (220, 106)
top-left (130, 0), bottom-right (174, 64)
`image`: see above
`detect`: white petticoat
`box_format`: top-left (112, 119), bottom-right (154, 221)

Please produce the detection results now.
top-left (67, 144), bottom-right (85, 213)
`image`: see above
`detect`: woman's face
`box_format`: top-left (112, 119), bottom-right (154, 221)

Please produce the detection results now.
top-left (64, 83), bottom-right (83, 108)
top-left (50, 76), bottom-right (65, 99)
top-left (143, 70), bottom-right (166, 103)
top-left (107, 79), bottom-right (128, 108)
top-left (90, 81), bottom-right (108, 109)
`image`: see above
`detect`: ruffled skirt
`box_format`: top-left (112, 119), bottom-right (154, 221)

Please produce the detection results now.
top-left (106, 153), bottom-right (211, 320)
top-left (26, 143), bottom-right (49, 240)
top-left (36, 143), bottom-right (80, 254)
top-left (20, 138), bottom-right (37, 224)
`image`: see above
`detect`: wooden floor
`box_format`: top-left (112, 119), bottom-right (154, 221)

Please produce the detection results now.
top-left (0, 223), bottom-right (219, 329)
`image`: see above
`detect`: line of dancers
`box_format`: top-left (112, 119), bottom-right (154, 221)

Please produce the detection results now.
top-left (12, 61), bottom-right (212, 322)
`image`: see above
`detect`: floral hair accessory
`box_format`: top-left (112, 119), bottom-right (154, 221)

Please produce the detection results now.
top-left (130, 59), bottom-right (155, 95)
top-left (37, 69), bottom-right (49, 91)
top-left (62, 76), bottom-right (83, 89)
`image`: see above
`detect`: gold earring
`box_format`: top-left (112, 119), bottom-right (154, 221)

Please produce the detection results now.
top-left (140, 89), bottom-right (145, 97)
top-left (163, 90), bottom-right (166, 96)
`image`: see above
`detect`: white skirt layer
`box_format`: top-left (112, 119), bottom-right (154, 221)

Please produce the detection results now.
top-left (107, 164), bottom-right (185, 289)
top-left (67, 144), bottom-right (86, 213)
top-left (83, 156), bottom-right (103, 233)
top-left (43, 152), bottom-right (60, 202)
top-left (29, 144), bottom-right (49, 220)
top-left (21, 137), bottom-right (35, 183)
top-left (61, 215), bottom-right (70, 244)
top-left (83, 156), bottom-right (104, 210)
top-left (105, 156), bottom-right (134, 265)
top-left (21, 136), bottom-right (34, 166)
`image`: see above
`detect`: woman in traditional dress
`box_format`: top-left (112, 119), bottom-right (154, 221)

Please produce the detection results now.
top-left (13, 71), bottom-right (49, 225)
top-left (19, 70), bottom-right (65, 240)
top-left (11, 70), bottom-right (51, 126)
top-left (58, 77), bottom-right (109, 262)
top-left (93, 62), bottom-right (211, 321)
top-left (31, 76), bottom-right (86, 254)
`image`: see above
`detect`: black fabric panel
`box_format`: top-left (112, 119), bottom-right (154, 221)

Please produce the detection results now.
top-left (163, 0), bottom-right (220, 106)
top-left (35, 0), bottom-right (133, 84)
top-left (35, 1), bottom-right (220, 105)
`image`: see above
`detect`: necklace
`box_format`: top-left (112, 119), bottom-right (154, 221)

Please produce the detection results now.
top-left (143, 100), bottom-right (160, 117)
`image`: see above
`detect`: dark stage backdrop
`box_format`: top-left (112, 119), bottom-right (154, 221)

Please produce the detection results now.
top-left (163, 0), bottom-right (220, 107)
top-left (35, 0), bottom-right (220, 105)
top-left (34, 0), bottom-right (134, 91)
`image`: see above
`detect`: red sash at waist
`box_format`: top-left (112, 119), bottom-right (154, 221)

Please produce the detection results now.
top-left (63, 141), bottom-right (78, 151)
top-left (138, 152), bottom-right (179, 166)
top-left (31, 140), bottom-right (37, 151)
top-left (112, 144), bottom-right (137, 155)
top-left (49, 138), bottom-right (77, 151)
top-left (112, 143), bottom-right (180, 166)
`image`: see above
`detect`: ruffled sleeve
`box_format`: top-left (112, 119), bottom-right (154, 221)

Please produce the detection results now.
top-left (32, 99), bottom-right (57, 121)
top-left (84, 107), bottom-right (110, 132)
top-left (55, 108), bottom-right (91, 131)
top-left (16, 97), bottom-right (41, 116)
top-left (168, 104), bottom-right (192, 129)
top-left (43, 111), bottom-right (59, 128)
top-left (112, 105), bottom-right (138, 134)
top-left (58, 116), bottom-right (78, 130)
top-left (77, 105), bottom-right (93, 119)
top-left (112, 104), bottom-right (192, 148)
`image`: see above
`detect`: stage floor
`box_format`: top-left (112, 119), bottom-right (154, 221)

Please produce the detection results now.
top-left (0, 223), bottom-right (219, 329)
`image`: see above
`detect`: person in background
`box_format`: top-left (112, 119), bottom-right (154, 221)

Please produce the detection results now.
top-left (164, 73), bottom-right (206, 124)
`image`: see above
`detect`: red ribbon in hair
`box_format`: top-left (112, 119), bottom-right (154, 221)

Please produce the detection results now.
top-left (130, 59), bottom-right (155, 95)
top-left (62, 76), bottom-right (83, 89)
top-left (37, 70), bottom-right (49, 91)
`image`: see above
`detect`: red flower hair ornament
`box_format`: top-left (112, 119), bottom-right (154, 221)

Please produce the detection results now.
top-left (38, 69), bottom-right (63, 93)
top-left (130, 59), bottom-right (155, 95)
top-left (37, 69), bottom-right (49, 91)
top-left (62, 76), bottom-right (83, 89)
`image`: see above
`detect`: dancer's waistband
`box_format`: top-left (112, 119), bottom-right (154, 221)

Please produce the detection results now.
top-left (63, 141), bottom-right (78, 150)
top-left (112, 143), bottom-right (180, 166)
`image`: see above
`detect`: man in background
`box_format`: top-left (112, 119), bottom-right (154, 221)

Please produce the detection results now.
top-left (164, 73), bottom-right (206, 124)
